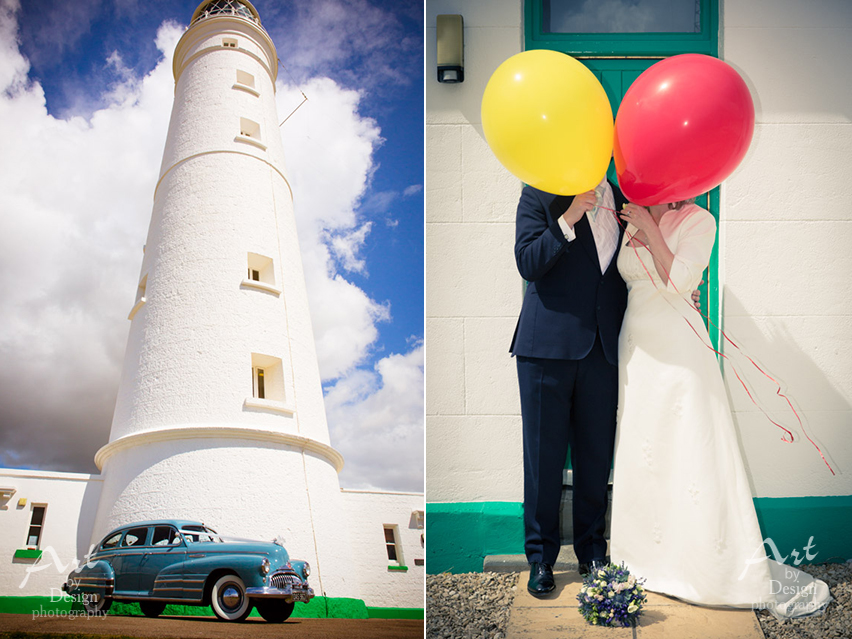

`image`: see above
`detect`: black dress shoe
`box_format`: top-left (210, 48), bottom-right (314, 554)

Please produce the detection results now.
top-left (527, 562), bottom-right (555, 597)
top-left (578, 557), bottom-right (609, 577)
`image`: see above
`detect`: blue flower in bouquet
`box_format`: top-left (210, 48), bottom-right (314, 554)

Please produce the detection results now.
top-left (577, 562), bottom-right (646, 627)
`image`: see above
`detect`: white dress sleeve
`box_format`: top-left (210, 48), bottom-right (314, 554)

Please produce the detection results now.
top-left (665, 205), bottom-right (717, 294)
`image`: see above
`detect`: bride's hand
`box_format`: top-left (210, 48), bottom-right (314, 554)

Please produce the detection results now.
top-left (620, 204), bottom-right (654, 232)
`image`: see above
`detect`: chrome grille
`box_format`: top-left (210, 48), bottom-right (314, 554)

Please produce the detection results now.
top-left (270, 571), bottom-right (302, 589)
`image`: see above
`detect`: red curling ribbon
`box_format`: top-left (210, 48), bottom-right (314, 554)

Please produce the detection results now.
top-left (596, 205), bottom-right (835, 475)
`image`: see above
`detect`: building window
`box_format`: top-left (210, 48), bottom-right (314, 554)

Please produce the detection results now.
top-left (236, 70), bottom-right (255, 89)
top-left (253, 366), bottom-right (266, 399)
top-left (247, 353), bottom-right (288, 403)
top-left (242, 253), bottom-right (280, 295)
top-left (236, 117), bottom-right (267, 150)
top-left (384, 525), bottom-right (403, 565)
top-left (26, 505), bottom-right (47, 548)
top-left (239, 117), bottom-right (260, 139)
top-left (223, 37), bottom-right (238, 48)
top-left (233, 70), bottom-right (260, 97)
top-left (542, 0), bottom-right (701, 34)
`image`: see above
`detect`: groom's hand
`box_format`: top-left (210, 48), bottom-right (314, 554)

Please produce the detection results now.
top-left (562, 190), bottom-right (597, 228)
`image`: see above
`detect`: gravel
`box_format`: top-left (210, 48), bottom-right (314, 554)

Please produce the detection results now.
top-left (426, 572), bottom-right (519, 639)
top-left (427, 562), bottom-right (852, 639)
top-left (757, 561), bottom-right (852, 639)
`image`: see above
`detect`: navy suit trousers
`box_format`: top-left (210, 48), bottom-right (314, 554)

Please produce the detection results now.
top-left (517, 333), bottom-right (617, 566)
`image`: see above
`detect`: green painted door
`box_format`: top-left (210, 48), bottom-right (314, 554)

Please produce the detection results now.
top-left (523, 1), bottom-right (721, 477)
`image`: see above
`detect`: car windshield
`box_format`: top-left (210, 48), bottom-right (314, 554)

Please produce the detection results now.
top-left (180, 525), bottom-right (222, 543)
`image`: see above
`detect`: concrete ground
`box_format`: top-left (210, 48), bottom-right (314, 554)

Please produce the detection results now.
top-left (0, 613), bottom-right (424, 639)
top-left (485, 548), bottom-right (765, 639)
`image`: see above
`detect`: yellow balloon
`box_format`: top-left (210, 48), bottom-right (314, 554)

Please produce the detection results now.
top-left (481, 50), bottom-right (613, 195)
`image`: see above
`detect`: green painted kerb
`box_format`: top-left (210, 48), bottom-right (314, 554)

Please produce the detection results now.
top-left (426, 502), bottom-right (524, 574)
top-left (0, 596), bottom-right (422, 620)
top-left (387, 565), bottom-right (409, 571)
top-left (427, 496), bottom-right (852, 574)
top-left (13, 549), bottom-right (43, 560)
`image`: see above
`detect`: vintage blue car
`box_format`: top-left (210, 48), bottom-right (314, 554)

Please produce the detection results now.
top-left (62, 519), bottom-right (314, 622)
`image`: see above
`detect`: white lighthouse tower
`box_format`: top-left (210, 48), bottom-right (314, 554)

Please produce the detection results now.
top-left (90, 0), bottom-right (356, 598)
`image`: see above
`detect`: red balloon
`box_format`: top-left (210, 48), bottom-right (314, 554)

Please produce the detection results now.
top-left (614, 54), bottom-right (755, 205)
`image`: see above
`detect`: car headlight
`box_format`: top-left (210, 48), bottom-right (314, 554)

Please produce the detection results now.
top-left (303, 562), bottom-right (310, 579)
top-left (260, 558), bottom-right (270, 575)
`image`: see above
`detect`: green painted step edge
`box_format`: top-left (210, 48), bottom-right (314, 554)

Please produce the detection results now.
top-left (387, 565), bottom-right (409, 571)
top-left (426, 496), bottom-right (852, 574)
top-left (0, 596), bottom-right (421, 620)
top-left (13, 549), bottom-right (43, 559)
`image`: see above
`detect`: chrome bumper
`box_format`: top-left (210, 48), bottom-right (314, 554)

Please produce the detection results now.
top-left (246, 584), bottom-right (315, 603)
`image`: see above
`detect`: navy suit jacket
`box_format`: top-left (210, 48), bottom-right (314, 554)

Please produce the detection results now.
top-left (509, 182), bottom-right (628, 366)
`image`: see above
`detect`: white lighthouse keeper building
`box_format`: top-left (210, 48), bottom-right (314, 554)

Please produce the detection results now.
top-left (90, 0), bottom-right (355, 598)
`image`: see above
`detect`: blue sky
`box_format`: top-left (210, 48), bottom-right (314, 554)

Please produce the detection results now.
top-left (0, 0), bottom-right (424, 491)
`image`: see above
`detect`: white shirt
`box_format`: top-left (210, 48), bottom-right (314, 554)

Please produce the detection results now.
top-left (557, 177), bottom-right (619, 273)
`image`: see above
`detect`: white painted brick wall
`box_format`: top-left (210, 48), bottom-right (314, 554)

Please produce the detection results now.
top-left (341, 490), bottom-right (424, 608)
top-left (426, 0), bottom-right (524, 505)
top-left (0, 470), bottom-right (102, 597)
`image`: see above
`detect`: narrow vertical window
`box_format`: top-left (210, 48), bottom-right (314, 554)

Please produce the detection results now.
top-left (248, 268), bottom-right (260, 281)
top-left (253, 366), bottom-right (266, 399)
top-left (27, 505), bottom-right (46, 548)
top-left (384, 525), bottom-right (401, 563)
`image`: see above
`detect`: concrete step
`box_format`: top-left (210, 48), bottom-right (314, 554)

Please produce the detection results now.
top-left (484, 544), bottom-right (609, 573)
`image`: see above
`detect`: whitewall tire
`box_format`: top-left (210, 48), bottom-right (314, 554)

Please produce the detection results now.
top-left (210, 574), bottom-right (252, 621)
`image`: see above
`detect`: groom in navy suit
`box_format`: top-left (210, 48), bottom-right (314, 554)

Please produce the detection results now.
top-left (510, 179), bottom-right (627, 597)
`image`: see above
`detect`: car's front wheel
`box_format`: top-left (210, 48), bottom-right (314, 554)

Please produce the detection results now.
top-left (140, 601), bottom-right (167, 618)
top-left (210, 574), bottom-right (252, 621)
top-left (255, 599), bottom-right (295, 623)
top-left (82, 593), bottom-right (112, 616)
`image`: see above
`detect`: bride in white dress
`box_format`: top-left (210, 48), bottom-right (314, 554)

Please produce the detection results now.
top-left (609, 200), bottom-right (831, 621)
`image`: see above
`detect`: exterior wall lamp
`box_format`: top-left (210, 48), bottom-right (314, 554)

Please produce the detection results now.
top-left (437, 15), bottom-right (464, 83)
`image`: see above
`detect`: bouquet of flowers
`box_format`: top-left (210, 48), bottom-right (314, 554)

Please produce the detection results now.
top-left (577, 562), bottom-right (646, 627)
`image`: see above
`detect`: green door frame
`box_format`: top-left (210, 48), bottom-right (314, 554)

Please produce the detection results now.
top-left (523, 0), bottom-right (721, 352)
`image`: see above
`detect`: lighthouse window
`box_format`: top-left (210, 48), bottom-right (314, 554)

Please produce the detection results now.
top-left (239, 117), bottom-right (260, 139)
top-left (253, 366), bottom-right (266, 399)
top-left (222, 37), bottom-right (238, 48)
top-left (236, 70), bottom-right (255, 89)
top-left (247, 353), bottom-right (288, 411)
top-left (26, 505), bottom-right (47, 548)
top-left (242, 253), bottom-right (280, 295)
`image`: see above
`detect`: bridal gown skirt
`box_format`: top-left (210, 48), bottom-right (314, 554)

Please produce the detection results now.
top-left (610, 216), bottom-right (830, 620)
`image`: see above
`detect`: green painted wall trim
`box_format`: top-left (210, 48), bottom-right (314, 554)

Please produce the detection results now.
top-left (426, 502), bottom-right (524, 574)
top-left (387, 565), bottom-right (409, 571)
top-left (752, 495), bottom-right (852, 564)
top-left (13, 549), bottom-right (43, 559)
top-left (367, 607), bottom-right (424, 619)
top-left (427, 496), bottom-right (852, 574)
top-left (0, 595), bottom-right (370, 619)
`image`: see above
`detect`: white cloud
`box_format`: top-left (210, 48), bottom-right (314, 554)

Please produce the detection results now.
top-left (0, 5), bottom-right (421, 492)
top-left (324, 345), bottom-right (424, 492)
